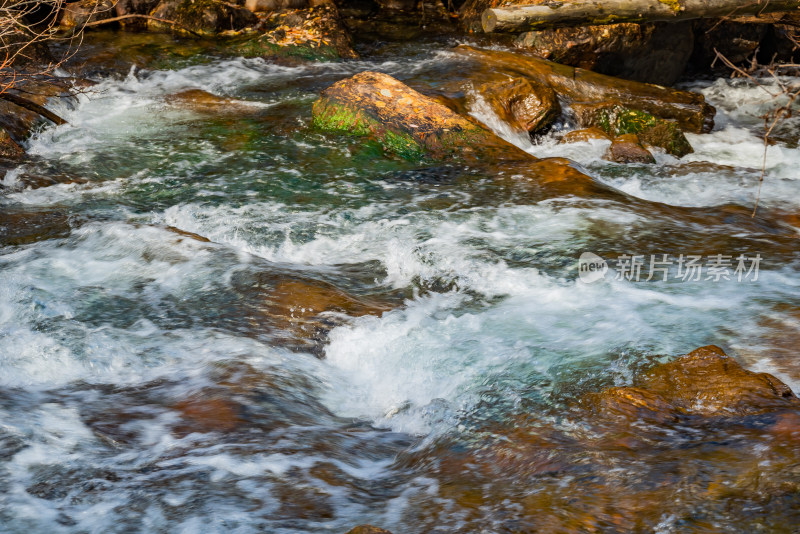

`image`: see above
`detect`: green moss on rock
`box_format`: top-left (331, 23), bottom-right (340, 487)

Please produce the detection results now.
top-left (312, 98), bottom-right (425, 160)
top-left (587, 104), bottom-right (692, 157)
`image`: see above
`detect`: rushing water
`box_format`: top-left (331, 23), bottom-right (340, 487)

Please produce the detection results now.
top-left (1, 33), bottom-right (799, 533)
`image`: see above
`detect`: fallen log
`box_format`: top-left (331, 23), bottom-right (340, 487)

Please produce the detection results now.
top-left (312, 71), bottom-right (533, 162)
top-left (0, 92), bottom-right (67, 126)
top-left (455, 46), bottom-right (715, 133)
top-left (482, 0), bottom-right (800, 33)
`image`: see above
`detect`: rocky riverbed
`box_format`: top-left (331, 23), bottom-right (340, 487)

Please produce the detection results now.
top-left (0, 3), bottom-right (799, 532)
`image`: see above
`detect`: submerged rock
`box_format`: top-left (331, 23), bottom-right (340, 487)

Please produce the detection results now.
top-left (172, 394), bottom-right (245, 434)
top-left (345, 526), bottom-right (394, 534)
top-left (147, 0), bottom-right (258, 34)
top-left (559, 127), bottom-right (611, 144)
top-left (572, 103), bottom-right (693, 157)
top-left (477, 77), bottom-right (560, 136)
top-left (515, 22), bottom-right (694, 86)
top-left (590, 346), bottom-right (799, 420)
top-left (263, 278), bottom-right (394, 353)
top-left (313, 71), bottom-right (531, 161)
top-left (0, 209), bottom-right (72, 246)
top-left (605, 133), bottom-right (655, 164)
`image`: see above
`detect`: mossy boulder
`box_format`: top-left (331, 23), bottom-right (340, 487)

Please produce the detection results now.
top-left (312, 71), bottom-right (531, 162)
top-left (477, 77), bottom-right (560, 136)
top-left (573, 103), bottom-right (693, 157)
top-left (148, 0), bottom-right (258, 34)
top-left (231, 4), bottom-right (357, 61)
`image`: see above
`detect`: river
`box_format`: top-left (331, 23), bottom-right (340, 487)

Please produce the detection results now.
top-left (0, 33), bottom-right (799, 533)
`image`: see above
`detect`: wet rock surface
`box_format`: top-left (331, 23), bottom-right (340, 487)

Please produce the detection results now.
top-left (559, 126), bottom-right (612, 143)
top-left (477, 76), bottom-right (560, 136)
top-left (605, 133), bottom-right (656, 164)
top-left (456, 46), bottom-right (716, 134)
top-left (313, 70), bottom-right (531, 161)
top-left (572, 103), bottom-right (693, 157)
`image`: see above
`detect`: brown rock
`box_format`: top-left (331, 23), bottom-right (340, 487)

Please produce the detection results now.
top-left (587, 386), bottom-right (678, 424)
top-left (0, 209), bottom-right (71, 246)
top-left (148, 0), bottom-right (258, 34)
top-left (455, 46), bottom-right (716, 134)
top-left (605, 134), bottom-right (655, 164)
top-left (59, 0), bottom-right (116, 28)
top-left (572, 103), bottom-right (693, 157)
top-left (245, 0), bottom-right (314, 12)
top-left (0, 129), bottom-right (25, 160)
top-left (312, 71), bottom-right (532, 162)
top-left (266, 279), bottom-right (390, 323)
top-left (635, 345), bottom-right (799, 416)
top-left (233, 3), bottom-right (357, 60)
top-left (559, 127), bottom-right (611, 144)
top-left (345, 526), bottom-right (393, 534)
top-left (515, 22), bottom-right (694, 86)
top-left (0, 80), bottom-right (71, 142)
top-left (173, 394), bottom-right (245, 434)
top-left (477, 77), bottom-right (560, 135)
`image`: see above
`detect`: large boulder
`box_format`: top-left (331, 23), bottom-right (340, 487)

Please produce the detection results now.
top-left (147, 0), bottom-right (258, 34)
top-left (477, 77), bottom-right (560, 136)
top-left (455, 46), bottom-right (716, 134)
top-left (312, 71), bottom-right (532, 162)
top-left (515, 22), bottom-right (694, 86)
top-left (637, 345), bottom-right (798, 416)
top-left (233, 3), bottom-right (357, 61)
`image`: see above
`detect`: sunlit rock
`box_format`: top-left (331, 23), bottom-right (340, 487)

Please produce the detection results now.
top-left (477, 77), bottom-right (560, 136)
top-left (313, 71), bottom-right (531, 162)
top-left (233, 3), bottom-right (358, 61)
top-left (589, 346), bottom-right (799, 421)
